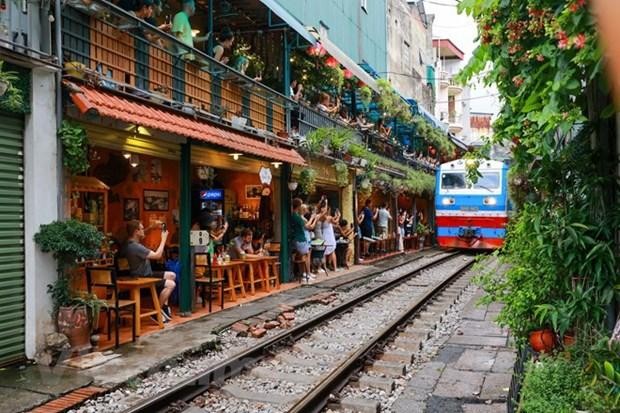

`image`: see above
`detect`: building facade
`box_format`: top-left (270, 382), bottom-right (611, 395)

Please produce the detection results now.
top-left (0, 0), bottom-right (60, 363)
top-left (386, 0), bottom-right (435, 112)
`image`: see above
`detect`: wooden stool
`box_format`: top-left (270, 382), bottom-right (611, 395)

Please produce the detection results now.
top-left (263, 256), bottom-right (280, 290)
top-left (216, 262), bottom-right (246, 301)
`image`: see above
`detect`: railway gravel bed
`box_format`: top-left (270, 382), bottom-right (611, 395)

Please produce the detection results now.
top-left (188, 255), bottom-right (474, 413)
top-left (68, 251), bottom-right (456, 413)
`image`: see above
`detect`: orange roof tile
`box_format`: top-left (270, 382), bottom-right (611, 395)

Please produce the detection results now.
top-left (69, 86), bottom-right (306, 166)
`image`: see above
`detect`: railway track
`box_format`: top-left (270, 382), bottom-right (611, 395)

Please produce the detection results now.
top-left (121, 252), bottom-right (475, 413)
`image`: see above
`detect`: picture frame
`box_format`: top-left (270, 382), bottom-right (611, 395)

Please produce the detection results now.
top-left (123, 198), bottom-right (140, 221)
top-left (143, 189), bottom-right (169, 211)
top-left (245, 184), bottom-right (262, 199)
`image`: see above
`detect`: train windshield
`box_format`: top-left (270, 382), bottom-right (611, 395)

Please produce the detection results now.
top-left (441, 172), bottom-right (501, 191)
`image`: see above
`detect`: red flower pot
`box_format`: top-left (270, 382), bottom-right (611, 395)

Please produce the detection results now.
top-left (529, 329), bottom-right (556, 353)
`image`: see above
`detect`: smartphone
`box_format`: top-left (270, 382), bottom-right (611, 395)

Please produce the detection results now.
top-left (161, 223), bottom-right (167, 232)
top-left (165, 15), bottom-right (171, 25)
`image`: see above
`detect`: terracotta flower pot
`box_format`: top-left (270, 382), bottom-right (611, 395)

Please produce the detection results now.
top-left (563, 331), bottom-right (576, 347)
top-left (529, 329), bottom-right (556, 353)
top-left (57, 306), bottom-right (92, 352)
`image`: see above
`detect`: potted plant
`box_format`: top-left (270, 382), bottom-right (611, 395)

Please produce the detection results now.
top-left (35, 220), bottom-right (106, 351)
top-left (416, 222), bottom-right (428, 249)
top-left (359, 85), bottom-right (372, 109)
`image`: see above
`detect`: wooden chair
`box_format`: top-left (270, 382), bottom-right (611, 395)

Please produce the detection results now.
top-left (86, 266), bottom-right (136, 348)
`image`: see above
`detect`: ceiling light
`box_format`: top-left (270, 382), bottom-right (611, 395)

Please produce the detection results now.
top-left (229, 153), bottom-right (243, 161)
top-left (271, 162), bottom-right (282, 169)
top-left (130, 154), bottom-right (139, 168)
top-left (123, 152), bottom-right (131, 159)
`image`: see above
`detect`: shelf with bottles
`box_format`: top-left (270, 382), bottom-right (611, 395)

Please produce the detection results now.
top-left (70, 176), bottom-right (109, 233)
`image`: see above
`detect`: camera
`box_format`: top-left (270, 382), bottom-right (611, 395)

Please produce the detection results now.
top-left (161, 222), bottom-right (167, 232)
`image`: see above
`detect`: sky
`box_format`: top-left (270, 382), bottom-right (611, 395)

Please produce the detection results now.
top-left (420, 0), bottom-right (500, 115)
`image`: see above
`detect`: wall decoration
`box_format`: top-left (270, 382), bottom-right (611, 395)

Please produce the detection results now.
top-left (123, 198), bottom-right (140, 221)
top-left (245, 185), bottom-right (262, 199)
top-left (151, 159), bottom-right (162, 183)
top-left (143, 189), bottom-right (169, 211)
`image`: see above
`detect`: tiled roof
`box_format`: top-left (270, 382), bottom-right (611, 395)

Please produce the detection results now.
top-left (69, 85), bottom-right (306, 166)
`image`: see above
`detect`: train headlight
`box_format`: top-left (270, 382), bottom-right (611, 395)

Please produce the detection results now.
top-left (442, 197), bottom-right (455, 205)
top-left (483, 197), bottom-right (497, 206)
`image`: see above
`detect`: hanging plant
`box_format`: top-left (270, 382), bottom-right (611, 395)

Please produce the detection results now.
top-left (359, 85), bottom-right (372, 110)
top-left (299, 168), bottom-right (317, 195)
top-left (334, 161), bottom-right (349, 187)
top-left (58, 121), bottom-right (90, 175)
top-left (0, 60), bottom-right (24, 112)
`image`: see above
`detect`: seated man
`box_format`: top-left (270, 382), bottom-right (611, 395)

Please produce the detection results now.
top-left (123, 220), bottom-right (176, 322)
top-left (229, 228), bottom-right (259, 259)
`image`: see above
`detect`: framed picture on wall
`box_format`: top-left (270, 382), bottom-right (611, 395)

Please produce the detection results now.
top-left (123, 198), bottom-right (140, 221)
top-left (245, 185), bottom-right (262, 199)
top-left (143, 189), bottom-right (169, 211)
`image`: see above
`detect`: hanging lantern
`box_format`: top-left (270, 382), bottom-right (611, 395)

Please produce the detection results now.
top-left (357, 79), bottom-right (366, 88)
top-left (343, 69), bottom-right (353, 79)
top-left (325, 56), bottom-right (338, 68)
top-left (307, 44), bottom-right (321, 57)
top-left (317, 43), bottom-right (327, 57)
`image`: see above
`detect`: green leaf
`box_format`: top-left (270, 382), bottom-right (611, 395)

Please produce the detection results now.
top-left (605, 362), bottom-right (615, 381)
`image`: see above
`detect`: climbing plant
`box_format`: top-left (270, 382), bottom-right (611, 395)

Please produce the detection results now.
top-left (58, 121), bottom-right (90, 175)
top-left (459, 0), bottom-right (619, 345)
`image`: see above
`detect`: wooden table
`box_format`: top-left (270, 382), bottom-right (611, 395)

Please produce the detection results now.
top-left (261, 256), bottom-right (280, 290)
top-left (233, 257), bottom-right (267, 295)
top-left (195, 261), bottom-right (247, 311)
top-left (117, 277), bottom-right (164, 336)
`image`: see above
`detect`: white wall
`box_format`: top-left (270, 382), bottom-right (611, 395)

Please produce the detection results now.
top-left (24, 68), bottom-right (59, 358)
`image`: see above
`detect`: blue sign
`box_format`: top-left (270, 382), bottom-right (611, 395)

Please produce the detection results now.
top-left (200, 189), bottom-right (224, 201)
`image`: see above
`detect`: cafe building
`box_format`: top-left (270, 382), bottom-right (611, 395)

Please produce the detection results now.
top-left (64, 80), bottom-right (305, 345)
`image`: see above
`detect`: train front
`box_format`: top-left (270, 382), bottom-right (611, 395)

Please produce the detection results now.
top-left (434, 159), bottom-right (509, 250)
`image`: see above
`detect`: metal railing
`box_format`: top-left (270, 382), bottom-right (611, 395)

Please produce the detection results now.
top-left (297, 103), bottom-right (361, 139)
top-left (507, 345), bottom-right (532, 413)
top-left (61, 0), bottom-right (293, 134)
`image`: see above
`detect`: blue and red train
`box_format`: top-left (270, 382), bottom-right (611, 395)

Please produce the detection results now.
top-left (434, 159), bottom-right (510, 250)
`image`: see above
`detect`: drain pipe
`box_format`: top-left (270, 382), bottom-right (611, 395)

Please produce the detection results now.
top-left (54, 0), bottom-right (64, 219)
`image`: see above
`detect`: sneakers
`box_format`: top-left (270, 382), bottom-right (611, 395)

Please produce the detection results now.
top-left (162, 305), bottom-right (173, 320)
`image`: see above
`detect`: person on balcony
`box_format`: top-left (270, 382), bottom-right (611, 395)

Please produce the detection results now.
top-left (172, 0), bottom-right (209, 49)
top-left (377, 118), bottom-right (392, 139)
top-left (213, 27), bottom-right (235, 64)
top-left (317, 92), bottom-right (340, 115)
top-left (290, 80), bottom-right (304, 101)
top-left (337, 107), bottom-right (354, 126)
top-left (356, 113), bottom-right (374, 131)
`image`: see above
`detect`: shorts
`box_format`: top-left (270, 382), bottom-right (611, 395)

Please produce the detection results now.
top-left (295, 241), bottom-right (310, 255)
top-left (146, 271), bottom-right (166, 288)
top-left (376, 226), bottom-right (387, 236)
top-left (361, 226), bottom-right (373, 238)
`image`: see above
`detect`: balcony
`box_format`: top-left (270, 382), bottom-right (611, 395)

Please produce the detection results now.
top-left (61, 0), bottom-right (291, 139)
top-left (0, 0), bottom-right (57, 65)
top-left (439, 71), bottom-right (450, 88)
top-left (448, 78), bottom-right (463, 96)
top-left (448, 112), bottom-right (463, 134)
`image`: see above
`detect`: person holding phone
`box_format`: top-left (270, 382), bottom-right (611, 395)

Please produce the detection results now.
top-left (123, 220), bottom-right (176, 322)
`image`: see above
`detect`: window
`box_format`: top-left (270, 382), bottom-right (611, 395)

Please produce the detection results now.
top-left (441, 173), bottom-right (467, 190)
top-left (361, 0), bottom-right (368, 13)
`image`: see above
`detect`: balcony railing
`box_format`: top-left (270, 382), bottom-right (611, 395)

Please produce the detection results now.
top-left (61, 0), bottom-right (292, 135)
top-left (297, 103), bottom-right (360, 138)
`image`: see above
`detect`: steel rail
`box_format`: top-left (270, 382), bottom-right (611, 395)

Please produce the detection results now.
top-left (288, 256), bottom-right (476, 413)
top-left (122, 251), bottom-right (462, 413)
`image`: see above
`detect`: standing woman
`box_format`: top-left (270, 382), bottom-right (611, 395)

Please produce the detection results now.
top-left (398, 209), bottom-right (407, 251)
top-left (320, 203), bottom-right (341, 272)
top-left (213, 27), bottom-right (235, 64)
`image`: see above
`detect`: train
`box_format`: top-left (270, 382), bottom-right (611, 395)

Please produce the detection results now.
top-left (434, 159), bottom-right (510, 250)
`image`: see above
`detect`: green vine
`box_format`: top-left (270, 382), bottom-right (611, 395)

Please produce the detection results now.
top-left (359, 85), bottom-right (372, 110)
top-left (459, 0), bottom-right (619, 348)
top-left (0, 60), bottom-right (24, 112)
top-left (334, 161), bottom-right (349, 187)
top-left (58, 121), bottom-right (90, 175)
top-left (298, 168), bottom-right (317, 195)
